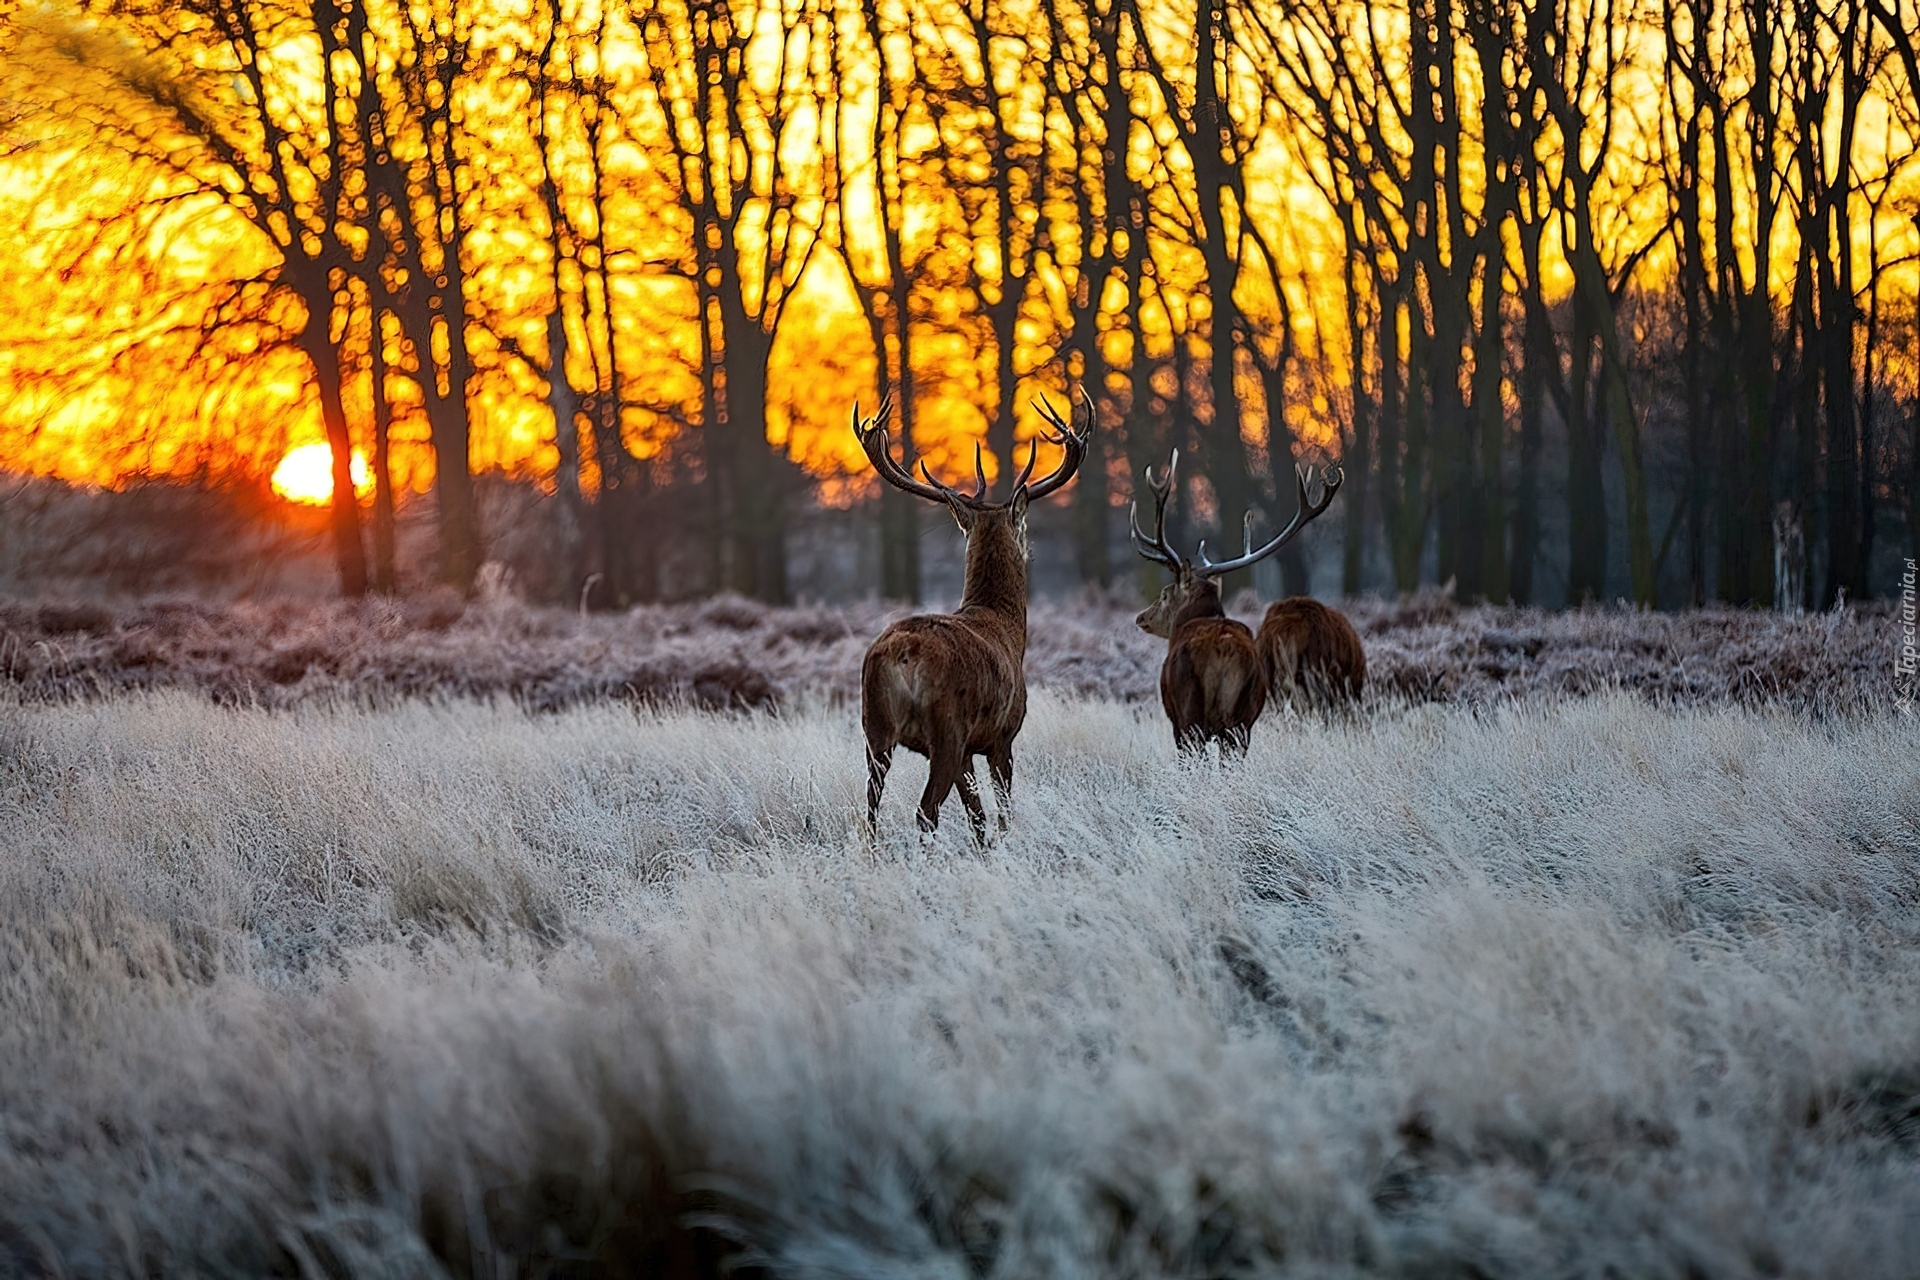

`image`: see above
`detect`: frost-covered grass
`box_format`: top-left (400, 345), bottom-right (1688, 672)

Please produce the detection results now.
top-left (1, 590), bottom-right (1902, 714)
top-left (2, 689), bottom-right (1918, 1276)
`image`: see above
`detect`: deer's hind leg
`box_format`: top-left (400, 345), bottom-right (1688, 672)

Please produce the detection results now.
top-left (865, 734), bottom-right (894, 834)
top-left (917, 739), bottom-right (969, 835)
top-left (987, 742), bottom-right (1013, 832)
top-left (956, 759), bottom-right (989, 845)
top-left (1220, 684), bottom-right (1264, 762)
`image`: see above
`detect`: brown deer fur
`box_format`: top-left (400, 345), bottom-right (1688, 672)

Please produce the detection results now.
top-left (1130, 450), bottom-right (1342, 755)
top-left (863, 501), bottom-right (1030, 838)
top-left (1136, 574), bottom-right (1265, 755)
top-left (855, 393), bottom-right (1091, 839)
top-left (1256, 598), bottom-right (1366, 711)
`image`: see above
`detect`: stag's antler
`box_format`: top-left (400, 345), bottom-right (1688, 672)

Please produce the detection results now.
top-left (1021, 386), bottom-right (1094, 502)
top-left (1129, 449), bottom-right (1184, 570)
top-left (857, 387), bottom-right (1093, 509)
top-left (910, 440), bottom-right (998, 507)
top-left (1196, 462), bottom-right (1344, 577)
top-left (853, 394), bottom-right (954, 505)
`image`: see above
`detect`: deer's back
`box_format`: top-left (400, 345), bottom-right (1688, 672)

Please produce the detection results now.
top-left (1162, 617), bottom-right (1264, 736)
top-left (1256, 598), bottom-right (1365, 702)
top-left (862, 612), bottom-right (1026, 752)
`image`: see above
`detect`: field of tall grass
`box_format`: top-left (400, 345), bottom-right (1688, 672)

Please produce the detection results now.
top-left (3, 678), bottom-right (1917, 1276)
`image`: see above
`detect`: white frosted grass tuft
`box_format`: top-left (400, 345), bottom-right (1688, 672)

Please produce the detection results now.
top-left (1, 690), bottom-right (1918, 1276)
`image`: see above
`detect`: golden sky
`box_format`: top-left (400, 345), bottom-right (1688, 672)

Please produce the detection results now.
top-left (0, 0), bottom-right (1914, 503)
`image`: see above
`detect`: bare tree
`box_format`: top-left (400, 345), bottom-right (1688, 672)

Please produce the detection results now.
top-left (636, 0), bottom-right (837, 602)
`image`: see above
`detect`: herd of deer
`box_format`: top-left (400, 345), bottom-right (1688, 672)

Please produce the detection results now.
top-left (854, 389), bottom-right (1366, 842)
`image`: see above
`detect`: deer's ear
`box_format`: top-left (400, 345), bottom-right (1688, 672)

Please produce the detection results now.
top-left (945, 494), bottom-right (975, 531)
top-left (1009, 487), bottom-right (1030, 526)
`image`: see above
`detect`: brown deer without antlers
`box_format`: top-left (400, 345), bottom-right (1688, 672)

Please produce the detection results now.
top-left (1132, 451), bottom-right (1342, 755)
top-left (1252, 504), bottom-right (1365, 714)
top-left (855, 390), bottom-right (1093, 840)
top-left (1256, 595), bottom-right (1367, 713)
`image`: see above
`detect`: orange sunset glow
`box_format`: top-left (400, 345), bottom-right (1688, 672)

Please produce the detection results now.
top-left (0, 0), bottom-right (1915, 607)
top-left (271, 444), bottom-right (373, 506)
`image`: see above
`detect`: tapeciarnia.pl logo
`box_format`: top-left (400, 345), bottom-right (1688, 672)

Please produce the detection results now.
top-left (1898, 558), bottom-right (1917, 716)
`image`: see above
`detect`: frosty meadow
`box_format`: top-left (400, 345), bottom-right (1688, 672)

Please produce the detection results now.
top-left (2, 661), bottom-right (1919, 1275)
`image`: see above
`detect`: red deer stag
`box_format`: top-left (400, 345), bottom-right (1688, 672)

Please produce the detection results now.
top-left (1132, 451), bottom-right (1342, 755)
top-left (855, 390), bottom-right (1092, 840)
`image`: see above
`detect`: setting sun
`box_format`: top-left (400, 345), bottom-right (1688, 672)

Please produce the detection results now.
top-left (272, 443), bottom-right (371, 505)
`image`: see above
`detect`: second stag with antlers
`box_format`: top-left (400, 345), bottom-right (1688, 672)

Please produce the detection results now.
top-left (854, 390), bottom-right (1093, 840)
top-left (1132, 451), bottom-right (1342, 755)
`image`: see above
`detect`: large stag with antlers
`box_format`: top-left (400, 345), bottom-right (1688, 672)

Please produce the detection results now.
top-left (1132, 451), bottom-right (1342, 754)
top-left (854, 391), bottom-right (1093, 840)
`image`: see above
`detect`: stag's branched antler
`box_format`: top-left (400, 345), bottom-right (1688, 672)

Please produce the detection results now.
top-left (853, 393), bottom-right (952, 505)
top-left (1131, 452), bottom-right (1343, 577)
top-left (1195, 463), bottom-right (1344, 577)
top-left (912, 440), bottom-right (995, 507)
top-left (856, 386), bottom-right (1093, 510)
top-left (1129, 449), bottom-right (1183, 570)
top-left (1025, 386), bottom-right (1095, 501)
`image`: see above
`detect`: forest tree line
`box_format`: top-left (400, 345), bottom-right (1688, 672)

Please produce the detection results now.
top-left (2, 0), bottom-right (1917, 608)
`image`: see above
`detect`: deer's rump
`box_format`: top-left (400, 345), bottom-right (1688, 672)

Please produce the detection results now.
top-left (861, 615), bottom-right (1026, 756)
top-left (1161, 618), bottom-right (1264, 737)
top-left (1257, 598), bottom-right (1366, 702)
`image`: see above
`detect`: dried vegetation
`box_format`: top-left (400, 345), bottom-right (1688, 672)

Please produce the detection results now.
top-left (0, 589), bottom-right (1900, 714)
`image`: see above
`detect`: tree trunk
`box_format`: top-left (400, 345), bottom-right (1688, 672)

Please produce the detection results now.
top-left (420, 317), bottom-right (479, 594)
top-left (1909, 366), bottom-right (1919, 577)
top-left (1819, 77), bottom-right (1866, 605)
top-left (534, 76), bottom-right (586, 597)
top-left (299, 301), bottom-right (368, 598)
top-left (1823, 264), bottom-right (1863, 604)
top-left (1605, 364), bottom-right (1654, 606)
top-left (1072, 391), bottom-right (1113, 588)
top-left (1569, 236), bottom-right (1653, 604)
top-left (713, 280), bottom-right (785, 602)
top-left (1469, 10), bottom-right (1511, 603)
top-left (1859, 232), bottom-right (1878, 597)
top-left (1202, 287), bottom-right (1253, 597)
top-left (1473, 255), bottom-right (1508, 603)
top-left (1671, 40), bottom-right (1711, 607)
top-left (1511, 296), bottom-right (1547, 606)
top-left (970, 0), bottom-right (1026, 483)
top-left (1393, 294), bottom-right (1430, 591)
top-left (545, 301), bottom-right (585, 589)
top-left (369, 302), bottom-right (397, 595)
top-left (1378, 290), bottom-right (1419, 592)
top-left (988, 293), bottom-right (1021, 490)
top-left (1247, 345), bottom-right (1305, 596)
top-left (1340, 251), bottom-right (1372, 596)
top-left (877, 277), bottom-right (919, 603)
top-left (1191, 0), bottom-right (1253, 597)
top-left (877, 304), bottom-right (921, 603)
top-left (1122, 244), bottom-right (1163, 600)
top-left (1566, 318), bottom-right (1606, 603)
